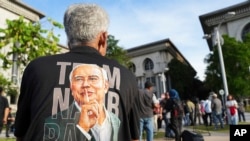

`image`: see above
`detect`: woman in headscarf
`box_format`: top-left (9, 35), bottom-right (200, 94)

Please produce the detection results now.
top-left (165, 89), bottom-right (183, 141)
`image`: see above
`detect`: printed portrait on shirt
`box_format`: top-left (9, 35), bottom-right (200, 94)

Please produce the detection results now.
top-left (44, 64), bottom-right (120, 141)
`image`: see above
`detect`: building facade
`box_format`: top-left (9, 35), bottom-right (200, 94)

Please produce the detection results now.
top-left (199, 0), bottom-right (250, 51)
top-left (127, 38), bottom-right (195, 98)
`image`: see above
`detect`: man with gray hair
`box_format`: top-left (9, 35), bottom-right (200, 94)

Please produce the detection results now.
top-left (14, 3), bottom-right (139, 141)
top-left (211, 93), bottom-right (224, 130)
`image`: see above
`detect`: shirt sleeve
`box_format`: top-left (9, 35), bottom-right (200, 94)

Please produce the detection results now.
top-left (76, 125), bottom-right (92, 140)
top-left (152, 94), bottom-right (159, 104)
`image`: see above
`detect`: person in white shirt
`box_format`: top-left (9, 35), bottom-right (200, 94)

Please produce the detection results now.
top-left (203, 95), bottom-right (212, 126)
top-left (152, 94), bottom-right (160, 134)
top-left (226, 94), bottom-right (238, 125)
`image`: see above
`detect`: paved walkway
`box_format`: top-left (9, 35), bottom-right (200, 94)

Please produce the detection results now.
top-left (155, 127), bottom-right (229, 141)
top-left (0, 132), bottom-right (229, 141)
top-left (0, 124), bottom-right (232, 141)
top-left (0, 127), bottom-right (232, 141)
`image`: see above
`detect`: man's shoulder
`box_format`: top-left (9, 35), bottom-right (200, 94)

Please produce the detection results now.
top-left (27, 53), bottom-right (66, 65)
top-left (0, 96), bottom-right (8, 101)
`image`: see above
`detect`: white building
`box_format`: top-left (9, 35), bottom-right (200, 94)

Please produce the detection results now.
top-left (127, 38), bottom-right (195, 98)
top-left (199, 0), bottom-right (250, 51)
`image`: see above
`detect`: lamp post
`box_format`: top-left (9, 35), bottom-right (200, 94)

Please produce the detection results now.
top-left (215, 25), bottom-right (229, 97)
top-left (159, 67), bottom-right (169, 93)
top-left (161, 72), bottom-right (166, 93)
top-left (203, 12), bottom-right (235, 97)
top-left (203, 12), bottom-right (235, 121)
top-left (12, 42), bottom-right (20, 85)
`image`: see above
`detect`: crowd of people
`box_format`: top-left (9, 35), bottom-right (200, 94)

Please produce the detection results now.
top-left (153, 90), bottom-right (247, 140)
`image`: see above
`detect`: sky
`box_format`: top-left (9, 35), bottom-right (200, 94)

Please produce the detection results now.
top-left (22, 0), bottom-right (246, 81)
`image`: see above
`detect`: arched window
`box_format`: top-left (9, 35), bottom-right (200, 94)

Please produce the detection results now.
top-left (128, 63), bottom-right (136, 73)
top-left (241, 23), bottom-right (250, 41)
top-left (144, 58), bottom-right (154, 71)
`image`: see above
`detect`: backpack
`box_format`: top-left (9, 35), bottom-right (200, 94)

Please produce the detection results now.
top-left (172, 99), bottom-right (184, 118)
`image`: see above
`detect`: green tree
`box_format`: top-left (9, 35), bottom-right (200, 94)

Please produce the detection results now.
top-left (0, 74), bottom-right (11, 89)
top-left (0, 74), bottom-right (17, 103)
top-left (204, 34), bottom-right (250, 98)
top-left (168, 58), bottom-right (196, 99)
top-left (106, 35), bottom-right (131, 67)
top-left (0, 16), bottom-right (63, 69)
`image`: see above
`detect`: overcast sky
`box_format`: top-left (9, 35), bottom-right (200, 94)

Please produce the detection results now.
top-left (22, 0), bottom-right (246, 80)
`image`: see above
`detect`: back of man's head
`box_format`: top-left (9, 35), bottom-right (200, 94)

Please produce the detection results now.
top-left (144, 81), bottom-right (154, 89)
top-left (64, 3), bottom-right (109, 46)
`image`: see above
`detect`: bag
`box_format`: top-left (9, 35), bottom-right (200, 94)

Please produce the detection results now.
top-left (230, 106), bottom-right (236, 116)
top-left (172, 99), bottom-right (184, 118)
top-left (181, 130), bottom-right (204, 141)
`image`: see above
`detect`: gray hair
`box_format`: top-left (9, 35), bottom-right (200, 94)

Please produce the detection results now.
top-left (64, 3), bottom-right (109, 46)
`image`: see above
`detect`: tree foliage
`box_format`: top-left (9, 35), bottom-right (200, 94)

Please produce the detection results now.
top-left (168, 58), bottom-right (197, 99)
top-left (0, 16), bottom-right (63, 69)
top-left (0, 74), bottom-right (11, 88)
top-left (204, 34), bottom-right (250, 98)
top-left (106, 35), bottom-right (131, 67)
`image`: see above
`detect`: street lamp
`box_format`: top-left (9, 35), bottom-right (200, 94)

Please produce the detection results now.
top-left (12, 42), bottom-right (20, 85)
top-left (203, 11), bottom-right (235, 98)
top-left (159, 67), bottom-right (169, 93)
top-left (161, 72), bottom-right (166, 93)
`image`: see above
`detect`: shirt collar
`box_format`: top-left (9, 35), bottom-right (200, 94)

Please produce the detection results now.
top-left (70, 46), bottom-right (101, 55)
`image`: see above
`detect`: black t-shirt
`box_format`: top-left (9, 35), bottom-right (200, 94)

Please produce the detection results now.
top-left (160, 98), bottom-right (169, 115)
top-left (14, 46), bottom-right (140, 141)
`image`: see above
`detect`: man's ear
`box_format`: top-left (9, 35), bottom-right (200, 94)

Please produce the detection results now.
top-left (98, 32), bottom-right (108, 56)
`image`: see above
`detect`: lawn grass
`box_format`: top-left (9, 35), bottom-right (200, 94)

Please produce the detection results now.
top-left (0, 138), bottom-right (15, 141)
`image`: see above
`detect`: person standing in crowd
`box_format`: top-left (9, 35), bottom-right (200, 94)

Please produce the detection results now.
top-left (237, 99), bottom-right (246, 122)
top-left (186, 99), bottom-right (195, 126)
top-left (211, 93), bottom-right (224, 130)
top-left (6, 107), bottom-right (15, 137)
top-left (157, 93), bottom-right (166, 130)
top-left (137, 81), bottom-right (158, 141)
top-left (182, 100), bottom-right (190, 126)
top-left (14, 3), bottom-right (140, 141)
top-left (203, 95), bottom-right (212, 126)
top-left (160, 92), bottom-right (175, 138)
top-left (165, 89), bottom-right (183, 141)
top-left (0, 87), bottom-right (9, 134)
top-left (226, 94), bottom-right (238, 125)
top-left (194, 97), bottom-right (202, 125)
top-left (200, 100), bottom-right (206, 125)
top-left (152, 93), bottom-right (160, 135)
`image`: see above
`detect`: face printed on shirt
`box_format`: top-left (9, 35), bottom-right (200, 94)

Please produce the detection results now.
top-left (70, 64), bottom-right (109, 106)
